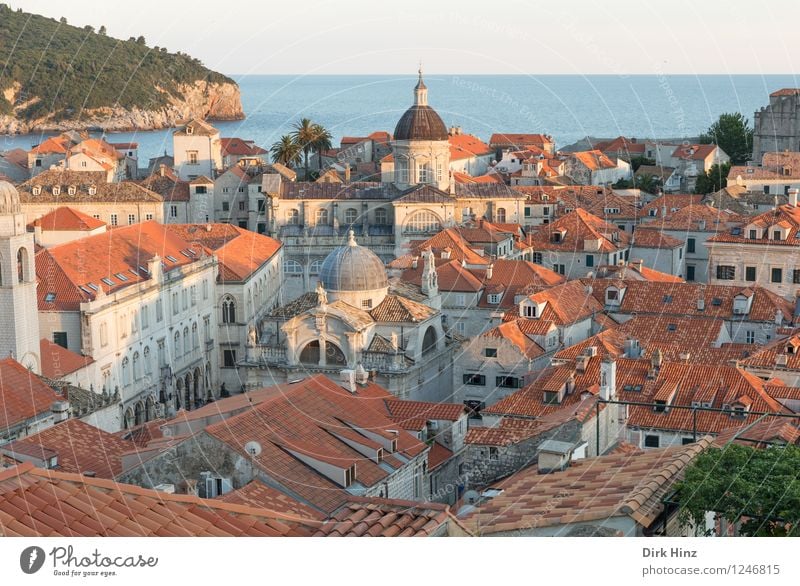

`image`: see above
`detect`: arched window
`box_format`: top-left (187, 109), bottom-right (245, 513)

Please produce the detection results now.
top-left (17, 247), bottom-right (27, 283)
top-left (374, 208), bottom-right (388, 225)
top-left (315, 208), bottom-right (329, 225)
top-left (192, 323), bottom-right (199, 349)
top-left (344, 208), bottom-right (358, 226)
top-left (283, 260), bottom-right (303, 274)
top-left (221, 295), bottom-right (236, 323)
top-left (183, 326), bottom-right (190, 355)
top-left (422, 326), bottom-right (438, 354)
top-left (309, 259), bottom-right (324, 274)
top-left (132, 352), bottom-right (141, 380)
top-left (121, 357), bottom-right (130, 386)
top-left (496, 207), bottom-right (507, 223)
top-left (286, 209), bottom-right (300, 225)
top-left (404, 210), bottom-right (441, 234)
top-left (143, 347), bottom-right (152, 376)
top-left (174, 331), bottom-right (181, 359)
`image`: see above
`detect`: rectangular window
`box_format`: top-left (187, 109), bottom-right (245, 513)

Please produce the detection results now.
top-left (128, 214), bottom-right (136, 225)
top-left (195, 185), bottom-right (207, 194)
top-left (524, 207), bottom-right (531, 218)
top-left (749, 229), bottom-right (757, 239)
top-left (239, 201), bottom-right (246, 211)
top-left (745, 266), bottom-right (756, 282)
top-left (553, 264), bottom-right (565, 275)
top-left (463, 374), bottom-right (486, 386)
top-left (223, 349), bottom-right (237, 367)
top-left (484, 348), bottom-right (498, 358)
top-left (496, 376), bottom-right (522, 388)
top-left (644, 435), bottom-right (660, 448)
top-left (793, 270), bottom-right (800, 284)
top-left (141, 306), bottom-right (149, 329)
top-left (188, 151), bottom-right (198, 165)
top-left (687, 237), bottom-right (696, 253)
top-left (716, 265), bottom-right (735, 280)
top-left (222, 201), bottom-right (230, 212)
top-left (455, 293), bottom-right (466, 307)
top-left (172, 292), bottom-right (179, 315)
top-left (772, 268), bottom-right (783, 283)
top-left (110, 214), bottom-right (118, 226)
top-left (145, 213), bottom-right (153, 221)
top-left (170, 205), bottom-right (178, 218)
top-left (543, 206), bottom-right (550, 216)
top-left (53, 331), bottom-right (68, 349)
top-left (585, 254), bottom-right (594, 267)
top-left (156, 299), bottom-right (163, 322)
top-left (686, 265), bottom-right (695, 281)
top-left (774, 230), bottom-right (782, 241)
top-left (746, 330), bottom-right (755, 344)
top-left (532, 252), bottom-right (543, 264)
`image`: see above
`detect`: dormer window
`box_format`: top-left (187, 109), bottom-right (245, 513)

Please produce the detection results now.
top-left (88, 185), bottom-right (97, 195)
top-left (488, 293), bottom-right (502, 305)
top-left (52, 186), bottom-right (60, 196)
top-left (773, 230), bottom-right (782, 241)
top-left (68, 185), bottom-right (77, 195)
top-left (32, 186), bottom-right (41, 196)
top-left (749, 229), bottom-right (757, 239)
top-left (186, 125), bottom-right (194, 135)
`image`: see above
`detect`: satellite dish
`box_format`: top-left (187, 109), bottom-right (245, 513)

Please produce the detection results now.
top-left (244, 441), bottom-right (262, 457)
top-left (464, 490), bottom-right (480, 505)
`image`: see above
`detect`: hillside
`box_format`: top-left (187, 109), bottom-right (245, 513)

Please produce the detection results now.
top-left (0, 5), bottom-right (244, 133)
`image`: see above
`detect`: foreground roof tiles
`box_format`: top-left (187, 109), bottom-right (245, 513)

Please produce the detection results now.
top-left (314, 497), bottom-right (458, 537)
top-left (0, 358), bottom-right (62, 433)
top-left (462, 437), bottom-right (712, 535)
top-left (0, 463), bottom-right (318, 536)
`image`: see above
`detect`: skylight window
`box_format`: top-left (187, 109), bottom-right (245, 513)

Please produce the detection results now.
top-left (662, 295), bottom-right (672, 303)
top-left (45, 292), bottom-right (56, 303)
top-left (101, 278), bottom-right (114, 286)
top-left (667, 323), bottom-right (677, 331)
top-left (115, 273), bottom-right (128, 281)
top-left (138, 265), bottom-right (149, 275)
top-left (166, 255), bottom-right (178, 263)
top-left (87, 283), bottom-right (99, 291)
top-left (711, 298), bottom-right (722, 306)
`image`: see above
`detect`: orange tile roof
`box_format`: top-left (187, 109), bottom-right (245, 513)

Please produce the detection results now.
top-left (0, 358), bottom-right (62, 433)
top-left (369, 294), bottom-right (435, 323)
top-left (638, 194), bottom-right (703, 219)
top-left (29, 206), bottom-right (105, 232)
top-left (138, 169), bottom-right (191, 202)
top-left (30, 135), bottom-right (72, 155)
top-left (595, 262), bottom-right (684, 283)
top-left (313, 497), bottom-right (457, 536)
top-left (427, 442), bottom-right (454, 471)
top-left (527, 208), bottom-right (630, 252)
top-left (570, 149), bottom-right (618, 171)
top-left (3, 419), bottom-right (136, 479)
top-left (631, 228), bottom-right (683, 249)
top-left (671, 144), bottom-right (718, 161)
top-left (448, 133), bottom-right (493, 161)
top-left (39, 339), bottom-right (93, 379)
top-left (204, 374), bottom-right (427, 514)
top-left (489, 133), bottom-right (553, 148)
top-left (462, 438), bottom-right (712, 534)
top-left (553, 329), bottom-right (629, 361)
top-left (770, 88), bottom-right (800, 97)
top-left (518, 279), bottom-right (605, 326)
top-left (218, 480), bottom-right (325, 519)
top-left (709, 204), bottom-right (800, 245)
top-left (167, 224), bottom-right (281, 282)
top-left (407, 228), bottom-right (490, 266)
top-left (381, 399), bottom-right (465, 423)
top-left (481, 321), bottom-right (546, 359)
top-left (0, 463), bottom-right (320, 536)
top-left (220, 137), bottom-right (267, 157)
top-left (36, 221), bottom-right (204, 310)
top-left (593, 136), bottom-right (646, 154)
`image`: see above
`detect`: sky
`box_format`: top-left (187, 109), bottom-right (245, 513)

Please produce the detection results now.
top-left (7, 0), bottom-right (799, 76)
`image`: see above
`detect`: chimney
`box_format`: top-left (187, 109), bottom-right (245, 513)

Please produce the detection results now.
top-left (411, 256), bottom-right (419, 269)
top-left (537, 440), bottom-right (574, 474)
top-left (624, 337), bottom-right (641, 359)
top-left (51, 400), bottom-right (70, 423)
top-left (159, 163), bottom-right (166, 177)
top-left (355, 363), bottom-right (368, 385)
top-left (651, 348), bottom-right (663, 371)
top-left (632, 259), bottom-right (643, 272)
top-left (661, 205), bottom-right (667, 217)
top-left (340, 369), bottom-right (357, 393)
top-left (344, 165), bottom-right (351, 183)
top-left (697, 298), bottom-right (705, 311)
top-left (776, 308), bottom-right (783, 326)
top-left (486, 263), bottom-right (494, 280)
top-left (600, 356), bottom-right (616, 400)
top-left (790, 188), bottom-right (799, 207)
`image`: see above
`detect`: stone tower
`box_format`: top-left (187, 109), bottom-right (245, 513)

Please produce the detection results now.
top-left (752, 89), bottom-right (800, 163)
top-left (0, 181), bottom-right (41, 373)
top-left (391, 69), bottom-right (451, 191)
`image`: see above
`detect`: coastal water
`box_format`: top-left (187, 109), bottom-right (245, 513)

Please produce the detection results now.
top-left (2, 74), bottom-right (799, 163)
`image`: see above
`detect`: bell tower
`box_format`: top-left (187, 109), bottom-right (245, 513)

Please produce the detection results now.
top-left (0, 181), bottom-right (41, 373)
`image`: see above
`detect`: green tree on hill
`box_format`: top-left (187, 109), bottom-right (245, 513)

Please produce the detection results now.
top-left (699, 112), bottom-right (753, 165)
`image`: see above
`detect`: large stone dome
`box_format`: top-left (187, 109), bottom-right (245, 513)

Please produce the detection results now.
top-left (320, 231), bottom-right (389, 293)
top-left (0, 181), bottom-right (21, 215)
top-left (394, 105), bottom-right (448, 141)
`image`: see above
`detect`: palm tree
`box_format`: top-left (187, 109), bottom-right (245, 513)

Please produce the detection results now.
top-left (290, 118), bottom-right (319, 179)
top-left (270, 135), bottom-right (302, 168)
top-left (312, 123), bottom-right (333, 172)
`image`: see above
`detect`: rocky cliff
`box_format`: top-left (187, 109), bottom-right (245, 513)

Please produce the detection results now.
top-left (0, 80), bottom-right (244, 134)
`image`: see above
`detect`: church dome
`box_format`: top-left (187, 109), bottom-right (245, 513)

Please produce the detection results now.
top-left (394, 105), bottom-right (448, 141)
top-left (393, 69), bottom-right (448, 141)
top-left (0, 181), bottom-right (21, 215)
top-left (319, 231), bottom-right (389, 293)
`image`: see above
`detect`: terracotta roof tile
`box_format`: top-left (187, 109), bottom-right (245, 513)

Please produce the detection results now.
top-left (29, 207), bottom-right (106, 232)
top-left (0, 359), bottom-right (62, 433)
top-left (38, 339), bottom-right (93, 379)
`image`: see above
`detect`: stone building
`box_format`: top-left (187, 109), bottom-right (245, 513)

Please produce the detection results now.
top-left (244, 232), bottom-right (456, 402)
top-left (753, 88), bottom-right (800, 162)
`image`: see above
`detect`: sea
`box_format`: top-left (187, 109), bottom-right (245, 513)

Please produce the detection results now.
top-left (2, 74), bottom-right (799, 163)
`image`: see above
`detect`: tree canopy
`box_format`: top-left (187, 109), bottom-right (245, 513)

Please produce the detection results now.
top-left (694, 162), bottom-right (731, 194)
top-left (699, 112), bottom-right (754, 165)
top-left (0, 4), bottom-right (232, 121)
top-left (677, 443), bottom-right (800, 536)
